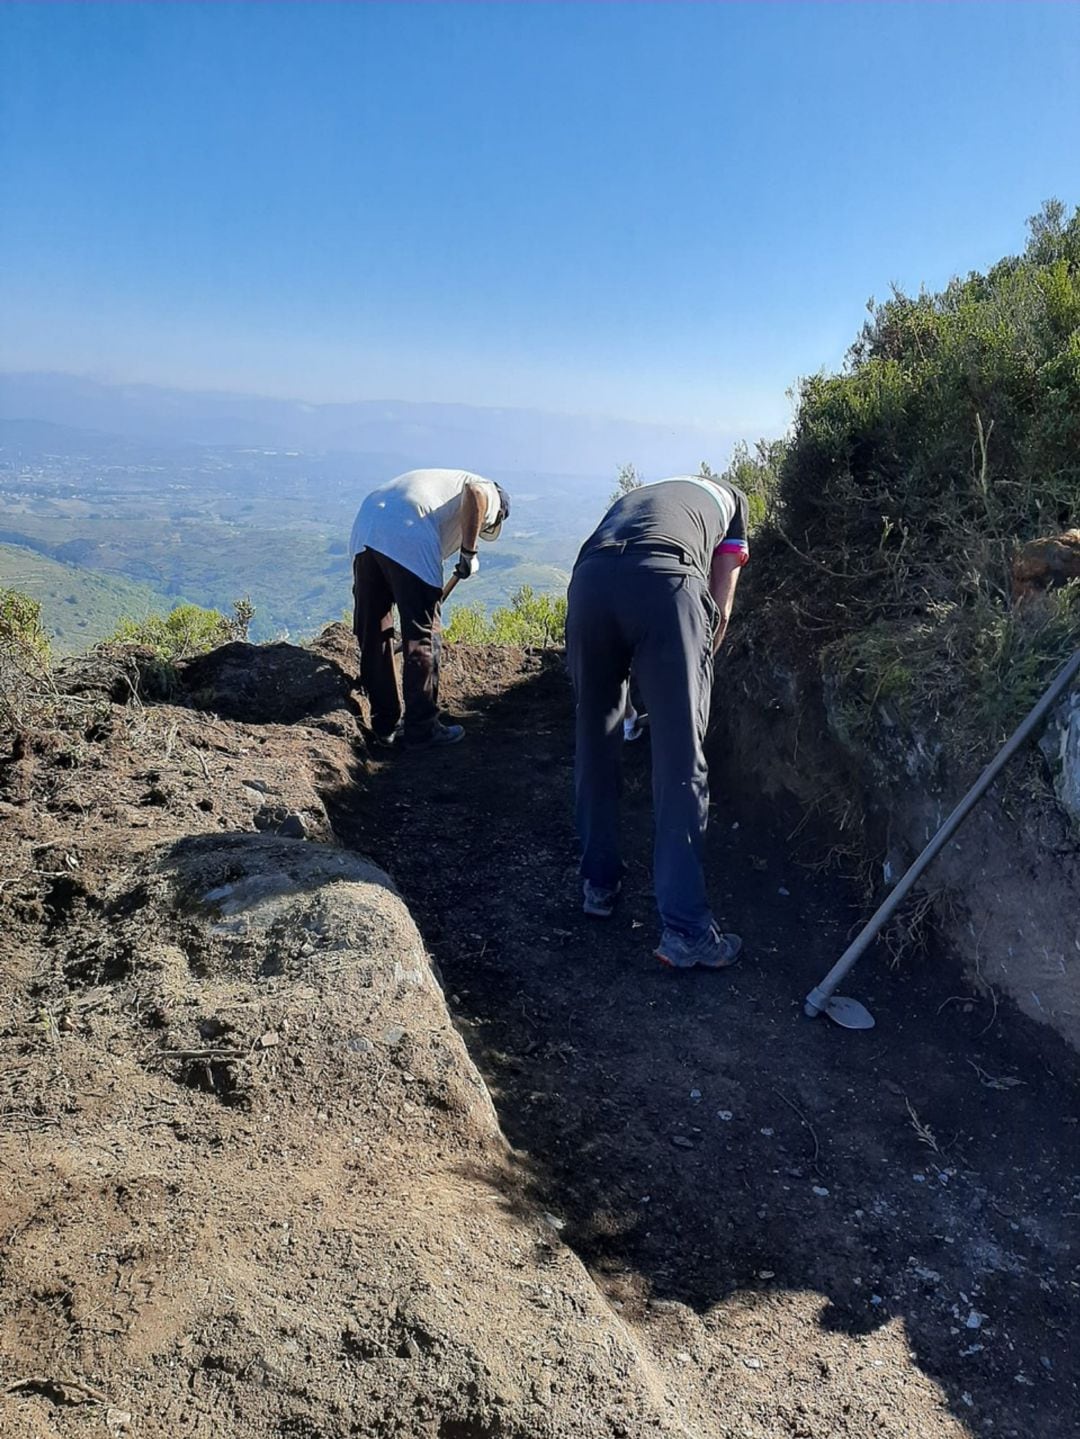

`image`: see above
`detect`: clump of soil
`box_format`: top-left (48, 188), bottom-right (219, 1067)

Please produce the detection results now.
top-left (2, 631), bottom-right (1078, 1438)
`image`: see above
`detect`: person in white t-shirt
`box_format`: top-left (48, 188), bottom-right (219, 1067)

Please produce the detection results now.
top-left (349, 469), bottom-right (510, 747)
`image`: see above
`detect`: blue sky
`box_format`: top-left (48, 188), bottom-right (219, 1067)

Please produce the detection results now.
top-left (2, 2), bottom-right (1079, 435)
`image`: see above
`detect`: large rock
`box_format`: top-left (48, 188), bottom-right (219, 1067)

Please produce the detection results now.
top-left (0, 834), bottom-right (691, 1438)
top-left (1011, 529), bottom-right (1080, 602)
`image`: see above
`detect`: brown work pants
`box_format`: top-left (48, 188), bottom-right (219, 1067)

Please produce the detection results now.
top-left (352, 549), bottom-right (443, 741)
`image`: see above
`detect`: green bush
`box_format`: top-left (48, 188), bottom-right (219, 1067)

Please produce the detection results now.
top-left (0, 589), bottom-right (50, 663)
top-left (0, 588), bottom-right (53, 734)
top-left (445, 585), bottom-right (567, 648)
top-left (714, 442), bottom-right (787, 531)
top-left (747, 200), bottom-right (1080, 767)
top-left (609, 461), bottom-right (645, 508)
top-left (108, 597), bottom-right (254, 662)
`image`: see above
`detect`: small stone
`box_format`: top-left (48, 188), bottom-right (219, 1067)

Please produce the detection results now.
top-left (778, 887), bottom-right (790, 897)
top-left (965, 1311), bottom-right (983, 1330)
top-left (257, 1031), bottom-right (280, 1049)
top-left (542, 1211), bottom-right (565, 1231)
top-left (106, 1412), bottom-right (133, 1433)
top-left (758, 1270), bottom-right (776, 1280)
top-left (348, 1036), bottom-right (374, 1054)
top-left (871, 1295), bottom-right (883, 1306)
top-left (913, 1173), bottom-right (927, 1183)
top-left (760, 1127), bottom-right (774, 1137)
top-left (674, 1351), bottom-right (692, 1364)
top-left (383, 1025), bottom-right (406, 1047)
top-left (277, 812), bottom-right (307, 839)
top-left (689, 1089), bottom-right (702, 1102)
top-left (671, 1135), bottom-right (695, 1149)
top-left (717, 1110), bottom-right (733, 1122)
top-left (743, 1356), bottom-right (762, 1370)
top-left (812, 1186), bottom-right (830, 1197)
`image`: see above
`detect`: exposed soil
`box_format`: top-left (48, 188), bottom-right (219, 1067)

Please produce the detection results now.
top-left (343, 644), bottom-right (1080, 1439)
top-left (1, 633), bottom-right (1077, 1438)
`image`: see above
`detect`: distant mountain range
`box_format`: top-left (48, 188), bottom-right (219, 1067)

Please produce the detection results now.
top-left (0, 371), bottom-right (741, 478)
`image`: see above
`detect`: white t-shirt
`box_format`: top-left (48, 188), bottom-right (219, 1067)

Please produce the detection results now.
top-left (349, 469), bottom-right (503, 588)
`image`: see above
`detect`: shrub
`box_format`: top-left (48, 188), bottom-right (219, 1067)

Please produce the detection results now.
top-left (0, 589), bottom-right (54, 734)
top-left (746, 200), bottom-right (1080, 768)
top-left (0, 589), bottom-right (50, 664)
top-left (108, 598), bottom-right (255, 662)
top-left (445, 586), bottom-right (567, 648)
top-left (609, 461), bottom-right (645, 508)
top-left (714, 441), bottom-right (787, 532)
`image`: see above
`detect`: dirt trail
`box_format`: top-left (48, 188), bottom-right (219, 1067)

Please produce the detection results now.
top-left (1, 634), bottom-right (1077, 1438)
top-left (341, 645), bottom-right (1080, 1439)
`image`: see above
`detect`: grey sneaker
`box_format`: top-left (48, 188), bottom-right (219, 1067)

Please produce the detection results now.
top-left (656, 924), bottom-right (742, 970)
top-left (583, 880), bottom-right (621, 918)
top-left (408, 721), bottom-right (465, 748)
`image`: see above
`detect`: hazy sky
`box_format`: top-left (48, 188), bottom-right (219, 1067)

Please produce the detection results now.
top-left (2, 2), bottom-right (1078, 434)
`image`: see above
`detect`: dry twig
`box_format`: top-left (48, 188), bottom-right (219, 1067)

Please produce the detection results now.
top-left (772, 1087), bottom-right (823, 1177)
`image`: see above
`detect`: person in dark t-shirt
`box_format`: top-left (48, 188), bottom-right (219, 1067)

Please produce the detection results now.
top-left (566, 475), bottom-right (750, 970)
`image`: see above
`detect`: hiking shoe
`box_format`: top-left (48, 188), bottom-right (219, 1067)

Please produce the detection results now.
top-left (583, 880), bottom-right (621, 918)
top-left (655, 924), bottom-right (742, 970)
top-left (407, 721), bottom-right (465, 748)
top-left (623, 711), bottom-right (648, 743)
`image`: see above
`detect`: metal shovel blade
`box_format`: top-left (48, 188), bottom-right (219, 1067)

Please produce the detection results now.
top-left (823, 995), bottom-right (876, 1030)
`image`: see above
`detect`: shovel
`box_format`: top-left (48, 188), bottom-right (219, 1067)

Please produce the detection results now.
top-left (804, 648), bottom-right (1080, 1030)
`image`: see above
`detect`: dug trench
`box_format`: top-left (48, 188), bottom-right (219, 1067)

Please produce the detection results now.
top-left (339, 644), bottom-right (1080, 1439)
top-left (0, 632), bottom-right (1077, 1438)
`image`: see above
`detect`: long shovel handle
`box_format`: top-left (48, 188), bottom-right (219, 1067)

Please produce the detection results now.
top-left (804, 646), bottom-right (1080, 1018)
top-left (441, 572), bottom-right (460, 603)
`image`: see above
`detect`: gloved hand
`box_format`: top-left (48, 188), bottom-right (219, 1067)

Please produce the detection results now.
top-left (454, 547), bottom-right (479, 580)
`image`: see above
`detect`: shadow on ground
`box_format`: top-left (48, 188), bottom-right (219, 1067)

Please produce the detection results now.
top-left (331, 647), bottom-right (1079, 1439)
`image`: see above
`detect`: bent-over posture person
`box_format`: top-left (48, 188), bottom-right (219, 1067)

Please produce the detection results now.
top-left (566, 474), bottom-right (749, 968)
top-left (350, 469), bottom-right (510, 748)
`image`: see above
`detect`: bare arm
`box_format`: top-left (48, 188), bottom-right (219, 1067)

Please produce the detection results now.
top-left (708, 549), bottom-right (744, 654)
top-left (459, 480), bottom-right (488, 553)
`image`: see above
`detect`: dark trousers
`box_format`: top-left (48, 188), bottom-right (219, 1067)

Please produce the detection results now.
top-left (566, 553), bottom-right (717, 938)
top-left (352, 549), bottom-right (443, 741)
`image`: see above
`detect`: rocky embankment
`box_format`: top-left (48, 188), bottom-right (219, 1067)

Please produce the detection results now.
top-left (0, 629), bottom-right (690, 1438)
top-left (718, 572), bottom-right (1080, 1050)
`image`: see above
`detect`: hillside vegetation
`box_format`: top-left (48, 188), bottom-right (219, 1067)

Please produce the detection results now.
top-left (0, 542), bottom-right (179, 653)
top-left (737, 200), bottom-right (1080, 771)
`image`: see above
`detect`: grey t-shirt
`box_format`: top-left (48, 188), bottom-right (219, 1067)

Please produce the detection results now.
top-left (350, 469), bottom-right (502, 588)
top-left (576, 476), bottom-right (750, 580)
